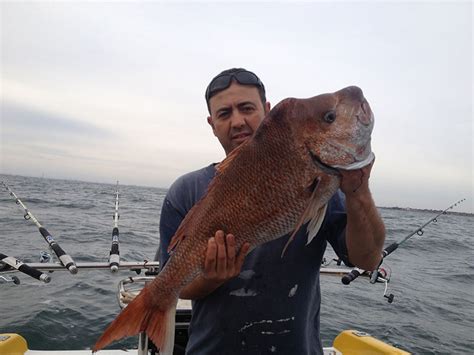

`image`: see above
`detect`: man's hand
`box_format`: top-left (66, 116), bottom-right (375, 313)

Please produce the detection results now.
top-left (339, 158), bottom-right (373, 196)
top-left (338, 158), bottom-right (386, 271)
top-left (203, 230), bottom-right (250, 283)
top-left (179, 230), bottom-right (250, 300)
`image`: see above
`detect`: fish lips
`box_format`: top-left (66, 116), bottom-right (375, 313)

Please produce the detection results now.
top-left (332, 152), bottom-right (375, 170)
top-left (309, 151), bottom-right (341, 175)
top-left (309, 151), bottom-right (375, 175)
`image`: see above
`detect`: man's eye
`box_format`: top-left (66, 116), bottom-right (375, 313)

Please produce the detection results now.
top-left (218, 111), bottom-right (230, 119)
top-left (242, 106), bottom-right (254, 113)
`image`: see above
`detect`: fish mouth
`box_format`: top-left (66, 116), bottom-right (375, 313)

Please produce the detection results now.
top-left (309, 150), bottom-right (340, 175)
top-left (332, 152), bottom-right (375, 170)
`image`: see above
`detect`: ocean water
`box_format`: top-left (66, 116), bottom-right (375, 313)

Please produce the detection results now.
top-left (0, 174), bottom-right (472, 354)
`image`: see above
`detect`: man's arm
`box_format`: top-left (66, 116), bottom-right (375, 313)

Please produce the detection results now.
top-left (339, 160), bottom-right (386, 270)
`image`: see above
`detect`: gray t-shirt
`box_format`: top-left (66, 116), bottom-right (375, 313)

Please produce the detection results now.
top-left (157, 164), bottom-right (350, 354)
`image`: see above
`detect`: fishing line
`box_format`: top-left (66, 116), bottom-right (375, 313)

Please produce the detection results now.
top-left (341, 198), bottom-right (466, 301)
top-left (380, 198), bottom-right (466, 259)
top-left (1, 181), bottom-right (78, 274)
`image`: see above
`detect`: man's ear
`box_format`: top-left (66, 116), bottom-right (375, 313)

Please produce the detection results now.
top-left (264, 102), bottom-right (271, 115)
top-left (207, 116), bottom-right (216, 133)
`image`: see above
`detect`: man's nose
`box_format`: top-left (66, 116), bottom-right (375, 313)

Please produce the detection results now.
top-left (230, 112), bottom-right (246, 128)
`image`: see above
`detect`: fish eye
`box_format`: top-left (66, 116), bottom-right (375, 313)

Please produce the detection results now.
top-left (323, 111), bottom-right (336, 124)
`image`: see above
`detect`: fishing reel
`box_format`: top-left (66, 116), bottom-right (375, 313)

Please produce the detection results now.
top-left (341, 265), bottom-right (394, 303)
top-left (370, 267), bottom-right (394, 303)
top-left (0, 275), bottom-right (20, 285)
top-left (40, 251), bottom-right (52, 263)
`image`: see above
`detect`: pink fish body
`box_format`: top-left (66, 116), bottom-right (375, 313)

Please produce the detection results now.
top-left (93, 86), bottom-right (375, 354)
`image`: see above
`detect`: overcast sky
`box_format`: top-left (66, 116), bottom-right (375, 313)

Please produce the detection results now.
top-left (1, 1), bottom-right (472, 213)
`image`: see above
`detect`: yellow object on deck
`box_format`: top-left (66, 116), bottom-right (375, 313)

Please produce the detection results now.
top-left (0, 330), bottom-right (411, 354)
top-left (333, 330), bottom-right (410, 354)
top-left (0, 334), bottom-right (27, 355)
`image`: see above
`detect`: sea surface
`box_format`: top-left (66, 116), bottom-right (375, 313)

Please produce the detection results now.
top-left (0, 174), bottom-right (472, 354)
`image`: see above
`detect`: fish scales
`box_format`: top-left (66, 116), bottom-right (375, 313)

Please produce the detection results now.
top-left (151, 108), bottom-right (316, 295)
top-left (94, 86), bottom-right (375, 354)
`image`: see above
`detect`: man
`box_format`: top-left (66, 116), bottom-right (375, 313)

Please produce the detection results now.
top-left (157, 68), bottom-right (385, 354)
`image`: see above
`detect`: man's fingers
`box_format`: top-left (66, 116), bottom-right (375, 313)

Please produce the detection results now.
top-left (204, 237), bottom-right (217, 275)
top-left (236, 242), bottom-right (251, 270)
top-left (204, 231), bottom-right (250, 281)
top-left (215, 230), bottom-right (227, 275)
top-left (226, 234), bottom-right (236, 270)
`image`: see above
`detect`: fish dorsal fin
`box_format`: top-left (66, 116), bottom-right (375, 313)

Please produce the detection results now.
top-left (167, 146), bottom-right (246, 254)
top-left (167, 225), bottom-right (186, 254)
top-left (168, 199), bottom-right (207, 254)
top-left (168, 142), bottom-right (249, 255)
top-left (281, 178), bottom-right (328, 257)
top-left (215, 141), bottom-right (247, 174)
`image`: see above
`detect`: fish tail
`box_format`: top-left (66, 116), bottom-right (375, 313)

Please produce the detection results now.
top-left (93, 288), bottom-right (177, 355)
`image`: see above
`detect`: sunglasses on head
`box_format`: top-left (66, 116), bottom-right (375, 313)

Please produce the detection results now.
top-left (205, 70), bottom-right (265, 102)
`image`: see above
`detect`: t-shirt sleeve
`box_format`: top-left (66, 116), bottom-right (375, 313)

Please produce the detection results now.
top-left (325, 190), bottom-right (353, 267)
top-left (155, 195), bottom-right (186, 268)
top-left (154, 165), bottom-right (216, 268)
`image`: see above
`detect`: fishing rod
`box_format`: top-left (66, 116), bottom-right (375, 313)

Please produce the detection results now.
top-left (0, 261), bottom-right (161, 274)
top-left (1, 181), bottom-right (78, 274)
top-left (342, 198), bottom-right (466, 302)
top-left (108, 181), bottom-right (120, 272)
top-left (381, 198), bottom-right (466, 259)
top-left (0, 253), bottom-right (51, 283)
top-left (0, 261), bottom-right (352, 279)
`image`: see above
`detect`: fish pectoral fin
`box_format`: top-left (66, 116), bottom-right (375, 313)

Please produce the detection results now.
top-left (280, 177), bottom-right (328, 258)
top-left (280, 204), bottom-right (327, 258)
top-left (306, 204), bottom-right (327, 245)
top-left (301, 177), bottom-right (328, 244)
top-left (281, 229), bottom-right (298, 258)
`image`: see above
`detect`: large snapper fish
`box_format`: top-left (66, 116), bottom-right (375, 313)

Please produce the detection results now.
top-left (93, 86), bottom-right (375, 354)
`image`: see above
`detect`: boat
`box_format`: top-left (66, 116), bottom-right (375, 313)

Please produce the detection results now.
top-left (0, 330), bottom-right (410, 355)
top-left (0, 262), bottom-right (410, 355)
top-left (0, 181), bottom-right (413, 354)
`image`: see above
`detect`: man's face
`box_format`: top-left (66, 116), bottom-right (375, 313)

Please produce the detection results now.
top-left (207, 82), bottom-right (270, 155)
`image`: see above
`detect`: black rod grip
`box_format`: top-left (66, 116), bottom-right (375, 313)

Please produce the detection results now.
top-left (39, 227), bottom-right (77, 274)
top-left (109, 227), bottom-right (120, 272)
top-left (110, 243), bottom-right (119, 255)
top-left (383, 242), bottom-right (399, 257)
top-left (18, 263), bottom-right (51, 283)
top-left (342, 269), bottom-right (361, 285)
top-left (0, 253), bottom-right (51, 283)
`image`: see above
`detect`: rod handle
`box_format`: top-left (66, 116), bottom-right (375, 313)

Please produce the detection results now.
top-left (0, 254), bottom-right (51, 283)
top-left (342, 268), bottom-right (361, 285)
top-left (383, 242), bottom-right (399, 258)
top-left (109, 228), bottom-right (120, 272)
top-left (39, 227), bottom-right (77, 274)
top-left (18, 263), bottom-right (51, 283)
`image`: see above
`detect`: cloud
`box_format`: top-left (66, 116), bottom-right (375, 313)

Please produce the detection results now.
top-left (0, 1), bottom-right (472, 212)
top-left (2, 100), bottom-right (112, 139)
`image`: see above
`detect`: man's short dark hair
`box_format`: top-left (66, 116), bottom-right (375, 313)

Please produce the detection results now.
top-left (205, 68), bottom-right (266, 113)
